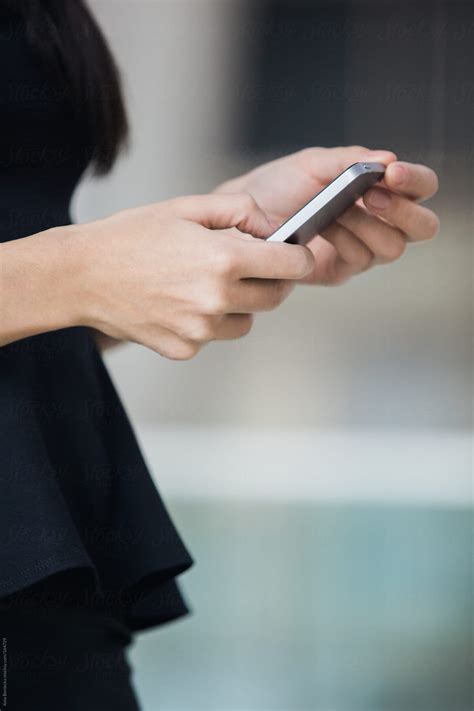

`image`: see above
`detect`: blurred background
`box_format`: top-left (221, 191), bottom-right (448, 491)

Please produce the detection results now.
top-left (75, 1), bottom-right (472, 709)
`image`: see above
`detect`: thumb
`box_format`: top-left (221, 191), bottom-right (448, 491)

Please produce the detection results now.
top-left (176, 193), bottom-right (277, 238)
top-left (304, 146), bottom-right (397, 184)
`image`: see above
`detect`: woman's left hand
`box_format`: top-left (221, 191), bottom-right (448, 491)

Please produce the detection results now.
top-left (216, 145), bottom-right (440, 286)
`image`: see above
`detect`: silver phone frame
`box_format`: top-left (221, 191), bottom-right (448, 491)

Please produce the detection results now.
top-left (266, 162), bottom-right (385, 245)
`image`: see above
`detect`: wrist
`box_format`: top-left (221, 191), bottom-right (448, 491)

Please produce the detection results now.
top-left (55, 222), bottom-right (100, 330)
top-left (0, 224), bottom-right (93, 345)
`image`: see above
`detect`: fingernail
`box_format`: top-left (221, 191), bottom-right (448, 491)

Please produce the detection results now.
top-left (390, 164), bottom-right (406, 185)
top-left (367, 188), bottom-right (391, 210)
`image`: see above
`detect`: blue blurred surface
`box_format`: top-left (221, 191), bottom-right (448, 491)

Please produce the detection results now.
top-left (130, 501), bottom-right (472, 711)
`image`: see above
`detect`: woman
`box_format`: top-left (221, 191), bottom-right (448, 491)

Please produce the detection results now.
top-left (0, 1), bottom-right (439, 708)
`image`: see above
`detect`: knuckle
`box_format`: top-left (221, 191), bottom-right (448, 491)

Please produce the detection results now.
top-left (356, 252), bottom-right (374, 270)
top-left (268, 280), bottom-right (289, 310)
top-left (239, 314), bottom-right (254, 336)
top-left (202, 286), bottom-right (229, 315)
top-left (213, 248), bottom-right (238, 277)
top-left (424, 212), bottom-right (440, 239)
top-left (187, 316), bottom-right (215, 343)
top-left (430, 170), bottom-right (440, 197)
top-left (381, 235), bottom-right (406, 262)
top-left (161, 338), bottom-right (200, 361)
top-left (345, 244), bottom-right (373, 269)
top-left (171, 340), bottom-right (200, 361)
top-left (293, 247), bottom-right (313, 278)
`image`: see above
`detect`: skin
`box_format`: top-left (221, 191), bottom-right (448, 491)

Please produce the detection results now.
top-left (0, 193), bottom-right (314, 358)
top-left (0, 146), bottom-right (439, 359)
top-left (217, 145), bottom-right (440, 286)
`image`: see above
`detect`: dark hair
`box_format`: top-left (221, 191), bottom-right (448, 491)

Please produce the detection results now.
top-left (10, 0), bottom-right (129, 175)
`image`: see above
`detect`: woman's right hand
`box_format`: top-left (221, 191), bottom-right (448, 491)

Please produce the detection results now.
top-left (72, 193), bottom-right (315, 359)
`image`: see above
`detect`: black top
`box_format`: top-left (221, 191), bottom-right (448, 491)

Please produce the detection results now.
top-left (0, 10), bottom-right (193, 629)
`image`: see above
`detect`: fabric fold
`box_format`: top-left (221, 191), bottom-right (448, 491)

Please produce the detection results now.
top-left (0, 328), bottom-right (193, 629)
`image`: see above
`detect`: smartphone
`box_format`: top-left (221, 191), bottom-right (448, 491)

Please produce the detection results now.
top-left (266, 162), bottom-right (385, 245)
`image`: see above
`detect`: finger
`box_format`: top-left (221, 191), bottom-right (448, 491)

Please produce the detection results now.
top-left (213, 313), bottom-right (254, 340)
top-left (363, 188), bottom-right (440, 242)
top-left (303, 237), bottom-right (347, 286)
top-left (143, 328), bottom-right (201, 361)
top-left (229, 278), bottom-right (294, 313)
top-left (231, 238), bottom-right (315, 281)
top-left (174, 193), bottom-right (276, 238)
top-left (301, 145), bottom-right (397, 183)
top-left (337, 203), bottom-right (406, 264)
top-left (383, 161), bottom-right (439, 201)
top-left (320, 221), bottom-right (374, 273)
top-left (384, 162), bottom-right (439, 201)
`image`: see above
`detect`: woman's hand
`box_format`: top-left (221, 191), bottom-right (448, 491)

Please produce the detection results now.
top-left (216, 146), bottom-right (440, 286)
top-left (72, 193), bottom-right (314, 359)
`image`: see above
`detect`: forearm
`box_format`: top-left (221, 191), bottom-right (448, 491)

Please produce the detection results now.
top-left (0, 226), bottom-right (85, 346)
